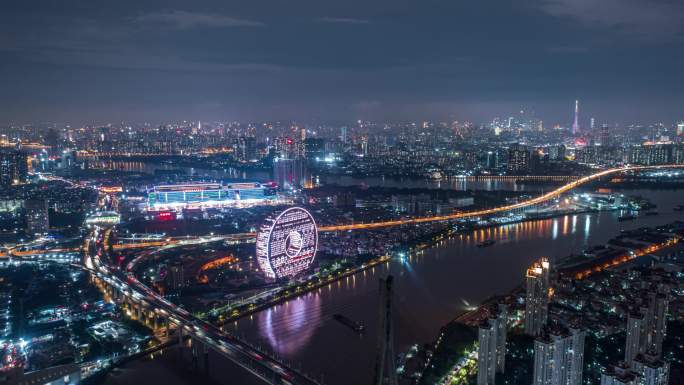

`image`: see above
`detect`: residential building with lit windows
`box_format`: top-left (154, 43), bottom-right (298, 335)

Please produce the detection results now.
top-left (525, 257), bottom-right (551, 336)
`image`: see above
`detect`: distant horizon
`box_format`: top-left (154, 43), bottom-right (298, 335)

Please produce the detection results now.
top-left (1, 109), bottom-right (682, 130)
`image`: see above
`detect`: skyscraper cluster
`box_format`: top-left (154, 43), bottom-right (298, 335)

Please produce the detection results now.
top-left (522, 258), bottom-right (587, 385)
top-left (602, 288), bottom-right (671, 385)
top-left (601, 352), bottom-right (669, 385)
top-left (626, 291), bottom-right (670, 360)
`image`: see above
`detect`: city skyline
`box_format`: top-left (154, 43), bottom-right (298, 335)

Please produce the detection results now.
top-left (1, 2), bottom-right (684, 385)
top-left (2, 104), bottom-right (683, 132)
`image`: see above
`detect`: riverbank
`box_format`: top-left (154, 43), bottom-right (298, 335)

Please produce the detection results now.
top-left (414, 220), bottom-right (684, 385)
top-left (205, 208), bottom-right (595, 325)
top-left (208, 199), bottom-right (648, 325)
top-left (208, 254), bottom-right (391, 325)
top-left (102, 189), bottom-right (684, 385)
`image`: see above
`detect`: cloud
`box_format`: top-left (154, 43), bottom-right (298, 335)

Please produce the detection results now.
top-left (20, 44), bottom-right (283, 73)
top-left (316, 17), bottom-right (371, 25)
top-left (0, 16), bottom-right (278, 74)
top-left (540, 0), bottom-right (684, 40)
top-left (135, 10), bottom-right (264, 29)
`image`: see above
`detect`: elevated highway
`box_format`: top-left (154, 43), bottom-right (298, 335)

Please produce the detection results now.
top-left (89, 230), bottom-right (320, 385)
top-left (86, 164), bottom-right (684, 384)
top-left (317, 165), bottom-right (684, 232)
top-left (112, 233), bottom-right (255, 250)
top-left (104, 166), bottom-right (684, 243)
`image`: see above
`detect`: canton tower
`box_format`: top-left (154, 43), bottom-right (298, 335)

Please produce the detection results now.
top-left (572, 99), bottom-right (580, 135)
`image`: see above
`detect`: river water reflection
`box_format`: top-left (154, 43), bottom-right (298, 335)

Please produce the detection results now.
top-left (228, 189), bottom-right (684, 385)
top-left (91, 161), bottom-right (683, 384)
top-left (91, 160), bottom-right (533, 191)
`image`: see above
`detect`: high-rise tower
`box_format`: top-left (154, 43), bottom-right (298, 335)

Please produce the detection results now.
top-left (533, 326), bottom-right (585, 385)
top-left (633, 352), bottom-right (670, 385)
top-left (477, 303), bottom-right (508, 385)
top-left (477, 319), bottom-right (497, 385)
top-left (572, 100), bottom-right (580, 136)
top-left (525, 258), bottom-right (551, 336)
top-left (625, 312), bottom-right (647, 365)
top-left (650, 293), bottom-right (669, 356)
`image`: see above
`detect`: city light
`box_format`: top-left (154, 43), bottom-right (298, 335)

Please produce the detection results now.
top-left (256, 207), bottom-right (318, 279)
top-left (1, 6), bottom-right (682, 384)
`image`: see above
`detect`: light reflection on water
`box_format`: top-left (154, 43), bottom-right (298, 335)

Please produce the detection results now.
top-left (90, 160), bottom-right (269, 180)
top-left (258, 293), bottom-right (321, 356)
top-left (229, 189), bottom-right (684, 385)
top-left (96, 189), bottom-right (684, 385)
top-left (91, 160), bottom-right (539, 191)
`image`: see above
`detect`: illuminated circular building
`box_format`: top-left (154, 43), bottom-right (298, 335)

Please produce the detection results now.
top-left (256, 207), bottom-right (318, 279)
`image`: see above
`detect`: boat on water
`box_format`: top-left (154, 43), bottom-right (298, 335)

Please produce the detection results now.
top-left (618, 214), bottom-right (636, 222)
top-left (477, 240), bottom-right (496, 248)
top-left (333, 314), bottom-right (365, 334)
top-left (426, 170), bottom-right (443, 180)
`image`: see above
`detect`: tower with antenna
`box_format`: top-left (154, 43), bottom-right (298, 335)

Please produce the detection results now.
top-left (572, 100), bottom-right (580, 135)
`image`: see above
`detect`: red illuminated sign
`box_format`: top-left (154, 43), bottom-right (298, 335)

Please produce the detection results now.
top-left (156, 211), bottom-right (176, 221)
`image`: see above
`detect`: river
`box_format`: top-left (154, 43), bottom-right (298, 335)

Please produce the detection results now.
top-left (93, 165), bottom-right (684, 384)
top-left (224, 189), bottom-right (683, 385)
top-left (90, 160), bottom-right (534, 191)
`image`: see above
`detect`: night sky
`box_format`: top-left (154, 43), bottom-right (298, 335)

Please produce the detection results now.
top-left (1, 0), bottom-right (683, 124)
